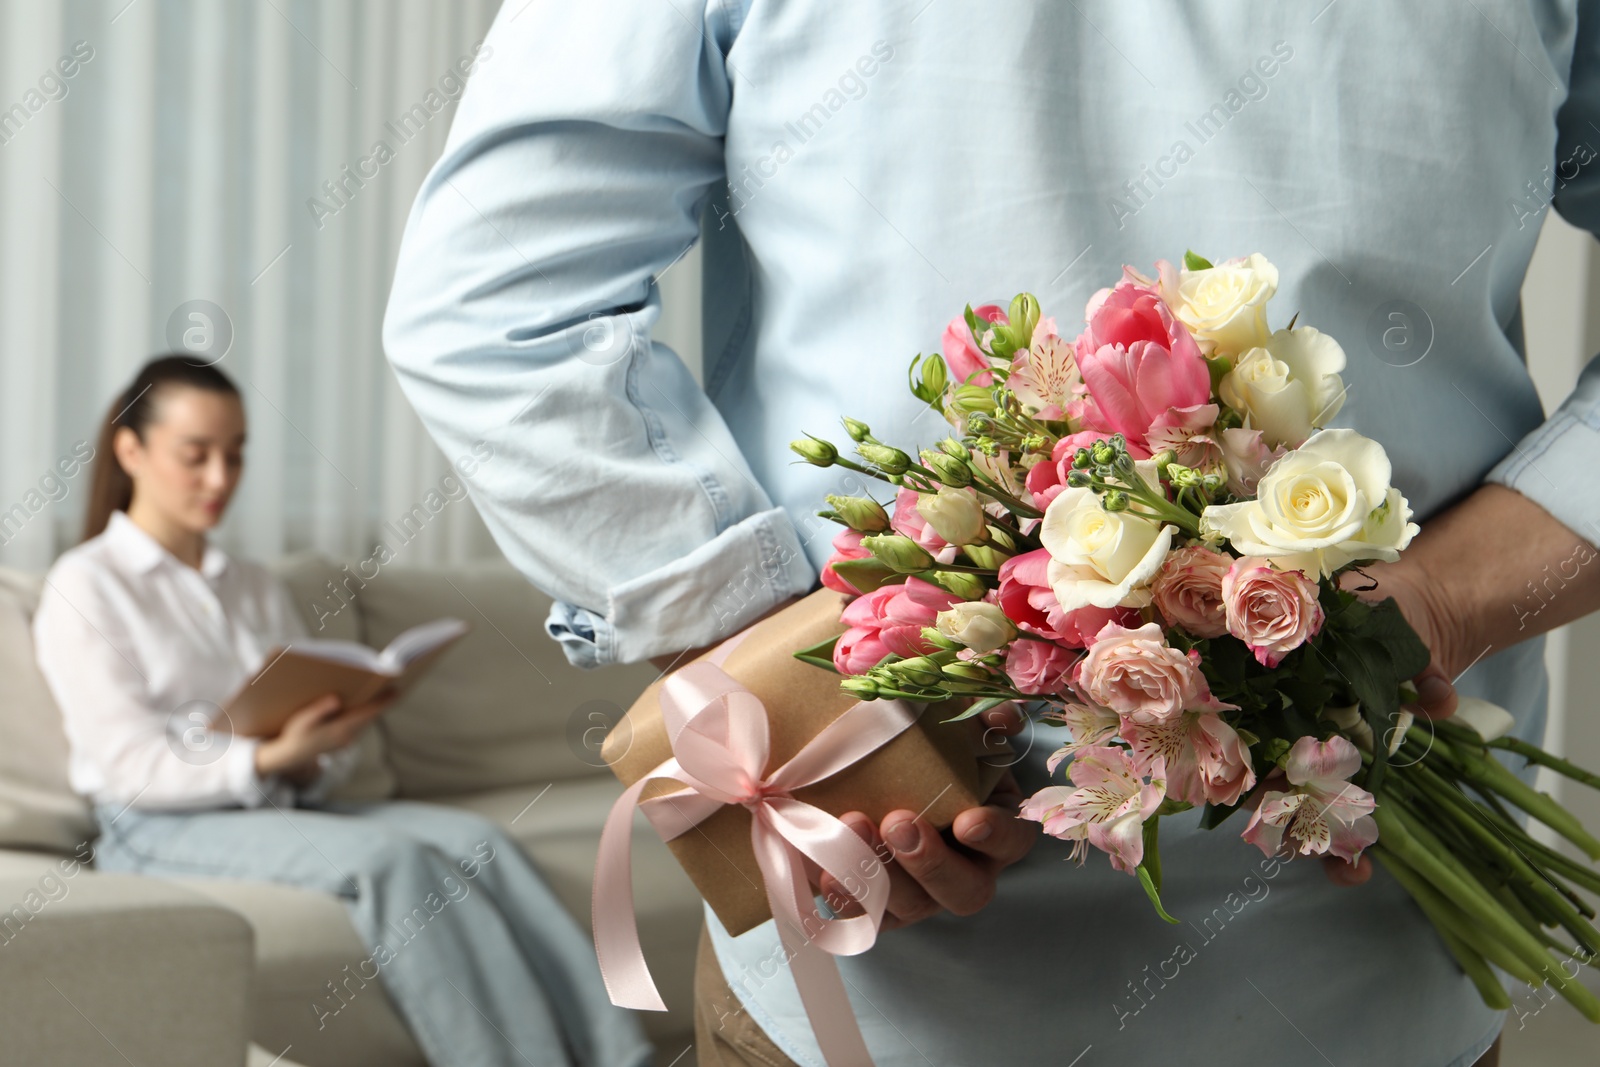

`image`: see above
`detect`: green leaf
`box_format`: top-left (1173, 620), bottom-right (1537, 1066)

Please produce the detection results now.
top-left (1198, 799), bottom-right (1246, 830)
top-left (792, 634), bottom-right (842, 674)
top-left (1137, 864), bottom-right (1181, 924)
top-left (1355, 598), bottom-right (1431, 681)
top-left (1183, 250), bottom-right (1214, 271)
top-left (939, 695), bottom-right (1010, 723)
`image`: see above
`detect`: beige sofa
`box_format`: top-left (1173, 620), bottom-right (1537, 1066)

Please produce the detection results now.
top-left (0, 555), bottom-right (702, 1067)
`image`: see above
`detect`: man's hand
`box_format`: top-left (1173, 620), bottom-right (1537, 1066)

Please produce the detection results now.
top-left (1323, 484), bottom-right (1600, 886)
top-left (814, 701), bottom-right (1038, 932)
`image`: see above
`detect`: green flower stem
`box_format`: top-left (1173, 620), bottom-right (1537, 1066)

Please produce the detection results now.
top-left (1449, 741), bottom-right (1600, 860)
top-left (965, 468), bottom-right (1043, 519)
top-left (1489, 735), bottom-right (1600, 791)
top-left (1371, 802), bottom-right (1598, 1018)
top-left (1397, 790), bottom-right (1600, 953)
top-left (1373, 848), bottom-right (1530, 1000)
top-left (1402, 758), bottom-right (1600, 897)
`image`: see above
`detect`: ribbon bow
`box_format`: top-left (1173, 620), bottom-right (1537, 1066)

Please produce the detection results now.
top-left (593, 630), bottom-right (922, 1067)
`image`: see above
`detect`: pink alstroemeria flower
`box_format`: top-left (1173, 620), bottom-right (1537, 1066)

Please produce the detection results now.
top-left (1041, 703), bottom-right (1122, 775)
top-left (1121, 712), bottom-right (1257, 807)
top-left (1241, 736), bottom-right (1379, 864)
top-left (1019, 745), bottom-right (1166, 874)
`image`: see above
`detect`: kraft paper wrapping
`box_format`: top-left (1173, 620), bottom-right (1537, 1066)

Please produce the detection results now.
top-left (602, 587), bottom-right (1013, 937)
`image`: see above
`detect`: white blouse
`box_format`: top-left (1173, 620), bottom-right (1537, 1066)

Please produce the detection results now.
top-left (32, 509), bottom-right (361, 811)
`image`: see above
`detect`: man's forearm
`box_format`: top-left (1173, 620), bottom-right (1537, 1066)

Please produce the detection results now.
top-left (1392, 483), bottom-right (1600, 675)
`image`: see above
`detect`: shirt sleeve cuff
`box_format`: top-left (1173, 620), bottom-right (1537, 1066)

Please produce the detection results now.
top-left (544, 506), bottom-right (818, 668)
top-left (224, 736), bottom-right (275, 809)
top-left (1483, 404), bottom-right (1600, 549)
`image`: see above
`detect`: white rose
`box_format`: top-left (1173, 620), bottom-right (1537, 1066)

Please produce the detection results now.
top-left (1199, 428), bottom-right (1419, 578)
top-left (935, 601), bottom-right (1016, 653)
top-left (1219, 327), bottom-right (1347, 449)
top-left (917, 487), bottom-right (987, 546)
top-left (1039, 486), bottom-right (1176, 611)
top-left (1167, 253), bottom-right (1279, 357)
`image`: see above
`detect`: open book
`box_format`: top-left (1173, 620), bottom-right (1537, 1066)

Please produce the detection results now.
top-left (219, 617), bottom-right (471, 738)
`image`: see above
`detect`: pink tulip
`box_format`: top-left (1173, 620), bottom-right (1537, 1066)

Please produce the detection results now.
top-left (941, 303), bottom-right (1006, 387)
top-left (831, 576), bottom-right (964, 675)
top-left (1073, 280), bottom-right (1212, 452)
top-left (820, 528), bottom-right (872, 595)
top-left (997, 548), bottom-right (1139, 648)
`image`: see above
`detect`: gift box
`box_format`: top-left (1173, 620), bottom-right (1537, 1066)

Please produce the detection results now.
top-left (601, 587), bottom-right (1013, 937)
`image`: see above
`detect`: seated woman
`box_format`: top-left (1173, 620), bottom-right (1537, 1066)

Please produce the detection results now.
top-left (32, 355), bottom-right (653, 1067)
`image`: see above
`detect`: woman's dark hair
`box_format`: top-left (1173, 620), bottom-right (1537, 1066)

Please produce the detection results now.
top-left (82, 355), bottom-right (241, 542)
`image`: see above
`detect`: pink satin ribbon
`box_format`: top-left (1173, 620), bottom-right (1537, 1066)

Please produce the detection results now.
top-left (593, 629), bottom-right (922, 1067)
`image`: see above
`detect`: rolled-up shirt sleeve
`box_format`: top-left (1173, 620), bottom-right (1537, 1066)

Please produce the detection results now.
top-left (34, 566), bottom-right (277, 811)
top-left (1489, 4), bottom-right (1600, 546)
top-left (381, 0), bottom-right (814, 669)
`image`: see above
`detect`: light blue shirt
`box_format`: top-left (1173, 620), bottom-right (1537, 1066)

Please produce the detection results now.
top-left (384, 2), bottom-right (1600, 1063)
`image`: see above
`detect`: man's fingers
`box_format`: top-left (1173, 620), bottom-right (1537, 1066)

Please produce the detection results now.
top-left (1410, 665), bottom-right (1458, 720)
top-left (1322, 852), bottom-right (1373, 887)
top-left (817, 812), bottom-right (935, 928)
top-left (977, 700), bottom-right (1026, 736)
top-left (878, 810), bottom-right (997, 917)
top-left (951, 803), bottom-right (1038, 866)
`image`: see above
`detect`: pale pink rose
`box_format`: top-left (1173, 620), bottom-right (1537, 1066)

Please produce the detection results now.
top-left (1019, 744), bottom-right (1166, 873)
top-left (942, 303), bottom-right (1006, 387)
top-left (1122, 712), bottom-right (1256, 807)
top-left (832, 576), bottom-right (964, 675)
top-left (1222, 560), bottom-right (1325, 667)
top-left (996, 548), bottom-right (1140, 648)
top-left (1075, 621), bottom-right (1234, 725)
top-left (1150, 544), bottom-right (1234, 638)
top-left (1072, 279), bottom-right (1212, 451)
top-left (1241, 736), bottom-right (1378, 864)
top-left (1004, 637), bottom-right (1080, 697)
top-left (820, 529), bottom-right (872, 595)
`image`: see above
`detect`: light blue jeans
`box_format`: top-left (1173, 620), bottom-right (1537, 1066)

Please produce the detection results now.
top-left (91, 796), bottom-right (653, 1067)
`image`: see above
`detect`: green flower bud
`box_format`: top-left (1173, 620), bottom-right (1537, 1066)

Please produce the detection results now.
top-left (964, 544), bottom-right (1011, 570)
top-left (1151, 449), bottom-right (1177, 476)
top-left (929, 569), bottom-right (988, 600)
top-left (892, 656), bottom-right (947, 688)
top-left (1090, 440), bottom-right (1116, 466)
top-left (939, 437), bottom-right (971, 459)
top-left (920, 626), bottom-right (963, 650)
top-left (1071, 447), bottom-right (1093, 470)
top-left (841, 417), bottom-right (873, 442)
top-left (829, 557), bottom-right (900, 594)
top-left (1067, 469), bottom-right (1093, 489)
top-left (857, 442), bottom-right (912, 475)
top-left (940, 661), bottom-right (993, 682)
top-left (790, 437), bottom-right (838, 466)
top-left (861, 533), bottom-right (934, 573)
top-left (825, 494), bottom-right (891, 532)
top-left (1007, 292), bottom-right (1041, 352)
top-left (1102, 489), bottom-right (1130, 512)
top-left (922, 451), bottom-right (974, 488)
top-left (840, 676), bottom-right (881, 700)
top-left (950, 384), bottom-right (994, 415)
top-left (966, 414), bottom-right (995, 435)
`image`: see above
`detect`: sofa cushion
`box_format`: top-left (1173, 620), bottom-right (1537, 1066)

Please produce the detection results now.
top-left (0, 568), bottom-right (96, 853)
top-left (351, 560), bottom-right (658, 795)
top-left (270, 554), bottom-right (398, 802)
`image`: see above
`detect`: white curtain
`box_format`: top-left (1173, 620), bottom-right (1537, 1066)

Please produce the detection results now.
top-left (0, 0), bottom-right (704, 573)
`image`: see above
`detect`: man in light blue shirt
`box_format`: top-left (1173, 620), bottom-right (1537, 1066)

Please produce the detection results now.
top-left (384, 3), bottom-right (1600, 1064)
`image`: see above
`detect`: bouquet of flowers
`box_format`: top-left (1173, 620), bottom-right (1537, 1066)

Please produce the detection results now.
top-left (789, 252), bottom-right (1600, 1020)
